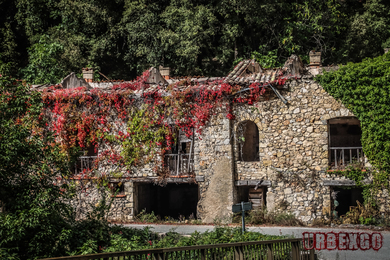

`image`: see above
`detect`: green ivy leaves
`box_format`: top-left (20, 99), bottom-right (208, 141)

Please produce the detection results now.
top-left (317, 52), bottom-right (390, 204)
top-left (121, 108), bottom-right (169, 170)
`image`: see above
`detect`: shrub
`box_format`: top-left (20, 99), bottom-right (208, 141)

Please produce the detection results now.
top-left (234, 210), bottom-right (304, 226)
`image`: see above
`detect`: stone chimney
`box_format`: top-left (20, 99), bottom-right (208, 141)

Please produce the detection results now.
top-left (309, 51), bottom-right (321, 66)
top-left (308, 51), bottom-right (321, 76)
top-left (159, 66), bottom-right (170, 80)
top-left (82, 68), bottom-right (94, 83)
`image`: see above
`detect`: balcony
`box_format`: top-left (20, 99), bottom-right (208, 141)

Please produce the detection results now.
top-left (73, 156), bottom-right (97, 175)
top-left (164, 153), bottom-right (194, 176)
top-left (329, 147), bottom-right (364, 169)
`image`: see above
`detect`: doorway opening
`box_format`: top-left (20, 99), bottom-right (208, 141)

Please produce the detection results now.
top-left (135, 183), bottom-right (199, 219)
top-left (236, 186), bottom-right (267, 210)
top-left (332, 187), bottom-right (363, 217)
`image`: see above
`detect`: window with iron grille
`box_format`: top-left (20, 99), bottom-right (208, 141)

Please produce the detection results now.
top-left (328, 117), bottom-right (363, 169)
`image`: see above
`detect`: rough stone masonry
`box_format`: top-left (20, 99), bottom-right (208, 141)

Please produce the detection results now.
top-left (63, 64), bottom-right (389, 224)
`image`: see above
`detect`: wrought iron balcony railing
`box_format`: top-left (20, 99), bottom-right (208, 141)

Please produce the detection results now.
top-left (164, 153), bottom-right (194, 176)
top-left (73, 156), bottom-right (97, 175)
top-left (329, 147), bottom-right (364, 169)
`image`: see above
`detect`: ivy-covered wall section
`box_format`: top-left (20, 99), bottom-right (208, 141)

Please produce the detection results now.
top-left (41, 69), bottom-right (272, 179)
top-left (316, 53), bottom-right (390, 211)
top-left (316, 54), bottom-right (390, 175)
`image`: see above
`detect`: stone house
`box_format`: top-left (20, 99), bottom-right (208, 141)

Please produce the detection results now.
top-left (39, 54), bottom-right (388, 224)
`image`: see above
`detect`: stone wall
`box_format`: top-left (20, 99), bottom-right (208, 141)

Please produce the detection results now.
top-left (65, 74), bottom-right (390, 224)
top-left (231, 74), bottom-right (388, 222)
top-left (66, 180), bottom-right (134, 222)
top-left (194, 114), bottom-right (234, 223)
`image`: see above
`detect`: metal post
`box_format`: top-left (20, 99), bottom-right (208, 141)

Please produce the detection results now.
top-left (81, 157), bottom-right (84, 172)
top-left (176, 154), bottom-right (180, 175)
top-left (330, 186), bottom-right (333, 223)
top-left (350, 148), bottom-right (352, 164)
top-left (357, 148), bottom-right (360, 162)
top-left (309, 247), bottom-right (315, 260)
top-left (241, 201), bottom-right (245, 233)
top-left (153, 252), bottom-right (164, 260)
top-left (188, 129), bottom-right (194, 172)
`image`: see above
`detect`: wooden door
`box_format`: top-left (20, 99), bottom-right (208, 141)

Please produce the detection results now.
top-left (249, 188), bottom-right (265, 210)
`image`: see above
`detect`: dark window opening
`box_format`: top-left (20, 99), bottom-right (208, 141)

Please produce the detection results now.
top-left (237, 121), bottom-right (259, 161)
top-left (328, 117), bottom-right (364, 169)
top-left (236, 186), bottom-right (267, 210)
top-left (135, 183), bottom-right (198, 219)
top-left (165, 129), bottom-right (194, 175)
top-left (332, 187), bottom-right (363, 217)
top-left (85, 145), bottom-right (98, 156)
top-left (72, 145), bottom-right (98, 175)
top-left (109, 182), bottom-right (125, 197)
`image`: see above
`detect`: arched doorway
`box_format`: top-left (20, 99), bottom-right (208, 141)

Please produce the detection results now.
top-left (237, 120), bottom-right (259, 161)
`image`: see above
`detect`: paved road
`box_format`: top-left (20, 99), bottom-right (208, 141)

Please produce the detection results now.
top-left (121, 224), bottom-right (390, 260)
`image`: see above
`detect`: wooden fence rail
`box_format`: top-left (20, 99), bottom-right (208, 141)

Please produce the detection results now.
top-left (40, 238), bottom-right (315, 260)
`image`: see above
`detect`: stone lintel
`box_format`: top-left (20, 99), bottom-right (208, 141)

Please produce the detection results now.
top-left (235, 180), bottom-right (271, 186)
top-left (361, 179), bottom-right (373, 185)
top-left (323, 180), bottom-right (355, 186)
top-left (131, 176), bottom-right (201, 183)
top-left (195, 176), bottom-right (205, 182)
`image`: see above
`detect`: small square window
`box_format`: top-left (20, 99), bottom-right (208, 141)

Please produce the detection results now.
top-left (109, 182), bottom-right (125, 197)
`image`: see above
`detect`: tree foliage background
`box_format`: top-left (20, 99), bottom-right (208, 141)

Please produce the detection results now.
top-left (1, 0), bottom-right (390, 82)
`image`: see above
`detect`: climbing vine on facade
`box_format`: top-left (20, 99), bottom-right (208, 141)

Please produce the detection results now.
top-left (41, 67), bottom-right (284, 179)
top-left (316, 53), bottom-right (390, 205)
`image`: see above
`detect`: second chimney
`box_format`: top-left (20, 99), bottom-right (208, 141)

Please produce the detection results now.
top-left (309, 51), bottom-right (321, 66)
top-left (308, 51), bottom-right (322, 76)
top-left (82, 68), bottom-right (94, 83)
top-left (159, 66), bottom-right (170, 80)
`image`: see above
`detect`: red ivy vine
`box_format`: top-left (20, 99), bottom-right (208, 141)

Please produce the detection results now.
top-left (40, 68), bottom-right (288, 179)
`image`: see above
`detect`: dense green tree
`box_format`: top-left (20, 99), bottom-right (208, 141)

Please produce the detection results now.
top-left (21, 34), bottom-right (66, 84)
top-left (0, 75), bottom-right (73, 258)
top-left (160, 0), bottom-right (218, 75)
top-left (120, 0), bottom-right (165, 76)
top-left (49, 0), bottom-right (125, 78)
top-left (338, 0), bottom-right (390, 62)
top-left (1, 0), bottom-right (390, 81)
